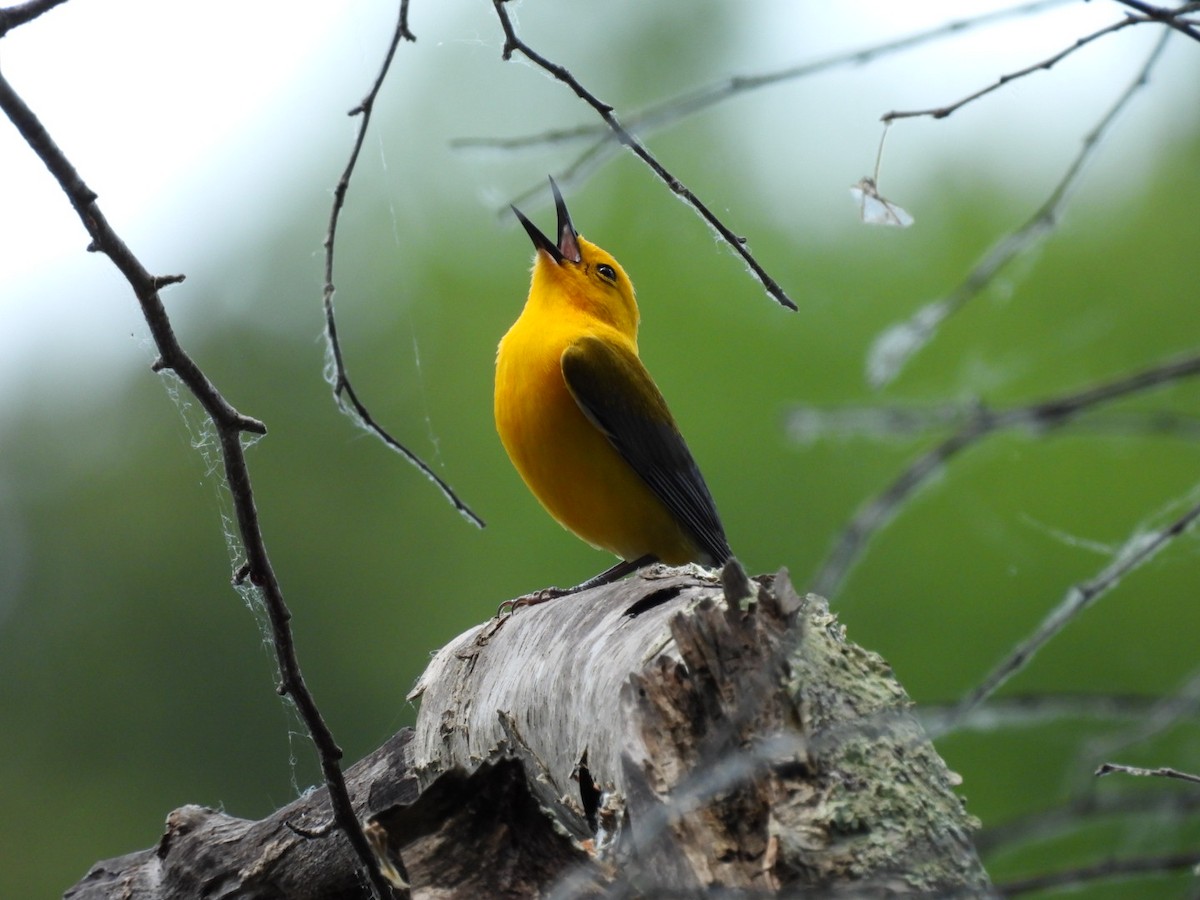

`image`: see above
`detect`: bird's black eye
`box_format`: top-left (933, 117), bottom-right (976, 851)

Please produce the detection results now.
top-left (596, 263), bottom-right (616, 281)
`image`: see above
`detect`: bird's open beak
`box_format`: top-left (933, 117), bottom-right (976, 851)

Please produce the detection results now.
top-left (511, 177), bottom-right (582, 265)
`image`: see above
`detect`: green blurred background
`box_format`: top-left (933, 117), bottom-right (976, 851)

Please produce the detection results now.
top-left (2, 2), bottom-right (1198, 896)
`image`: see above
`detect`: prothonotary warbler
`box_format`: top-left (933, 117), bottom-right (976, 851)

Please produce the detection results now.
top-left (495, 178), bottom-right (732, 599)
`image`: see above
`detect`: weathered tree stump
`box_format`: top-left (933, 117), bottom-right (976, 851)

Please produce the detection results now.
top-left (66, 564), bottom-right (991, 898)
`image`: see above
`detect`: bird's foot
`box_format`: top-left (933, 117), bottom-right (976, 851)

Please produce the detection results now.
top-left (476, 586), bottom-right (573, 645)
top-left (495, 585), bottom-right (572, 618)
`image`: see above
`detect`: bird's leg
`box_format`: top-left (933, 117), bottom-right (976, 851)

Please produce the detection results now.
top-left (573, 553), bottom-right (657, 592)
top-left (495, 554), bottom-right (657, 617)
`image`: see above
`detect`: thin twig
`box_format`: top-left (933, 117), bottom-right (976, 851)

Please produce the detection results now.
top-left (0, 0), bottom-right (69, 36)
top-left (1085, 666), bottom-right (1200, 762)
top-left (0, 60), bottom-right (401, 900)
top-left (1097, 762), bottom-right (1200, 784)
top-left (499, 129), bottom-right (616, 217)
top-left (322, 5), bottom-right (482, 530)
top-left (919, 692), bottom-right (1162, 735)
top-left (881, 15), bottom-right (1142, 122)
top-left (937, 489), bottom-right (1200, 735)
top-left (867, 26), bottom-right (1172, 388)
top-left (489, 0), bottom-right (797, 311)
top-left (787, 402), bottom-right (1200, 445)
top-left (1113, 0), bottom-right (1200, 42)
top-left (472, 1), bottom-right (1080, 210)
top-left (811, 350), bottom-right (1200, 599)
top-left (997, 851), bottom-right (1200, 896)
top-left (977, 787), bottom-right (1200, 855)
top-left (457, 0), bottom-right (1075, 152)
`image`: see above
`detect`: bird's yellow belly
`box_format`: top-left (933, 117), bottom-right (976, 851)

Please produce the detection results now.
top-left (495, 329), bottom-right (695, 564)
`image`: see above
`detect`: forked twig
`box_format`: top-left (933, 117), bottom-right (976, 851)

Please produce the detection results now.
top-left (322, 3), bottom-right (483, 530)
top-left (0, 0), bottom-right (68, 36)
top-left (939, 489), bottom-right (1200, 735)
top-left (459, 0), bottom-right (1074, 153)
top-left (0, 38), bottom-right (403, 900)
top-left (867, 26), bottom-right (1172, 388)
top-left (881, 15), bottom-right (1142, 122)
top-left (489, 0), bottom-right (797, 311)
top-left (810, 351), bottom-right (1200, 599)
top-left (1113, 0), bottom-right (1200, 41)
top-left (475, 1), bottom-right (1075, 212)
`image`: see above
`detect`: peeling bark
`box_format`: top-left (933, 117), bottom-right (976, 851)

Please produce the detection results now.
top-left (66, 565), bottom-right (991, 898)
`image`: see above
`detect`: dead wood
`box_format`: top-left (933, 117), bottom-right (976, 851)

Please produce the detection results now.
top-left (66, 563), bottom-right (991, 898)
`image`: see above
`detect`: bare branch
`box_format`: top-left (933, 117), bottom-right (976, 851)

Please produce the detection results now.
top-left (458, 0), bottom-right (1075, 153)
top-left (978, 786), bottom-right (1200, 855)
top-left (867, 27), bottom-right (1172, 388)
top-left (787, 402), bottom-right (1200, 445)
top-left (477, 3), bottom-right (1081, 216)
top-left (499, 130), bottom-right (616, 217)
top-left (488, 0), bottom-right (797, 311)
top-left (810, 351), bottom-right (1200, 599)
top-left (881, 15), bottom-right (1142, 123)
top-left (0, 58), bottom-right (401, 900)
top-left (1096, 762), bottom-right (1200, 784)
top-left (997, 851), bottom-right (1200, 896)
top-left (1085, 666), bottom-right (1200, 762)
top-left (1113, 0), bottom-right (1200, 42)
top-left (919, 692), bottom-right (1163, 735)
top-left (321, 5), bottom-right (483, 530)
top-left (938, 490), bottom-right (1200, 735)
top-left (0, 0), bottom-right (69, 37)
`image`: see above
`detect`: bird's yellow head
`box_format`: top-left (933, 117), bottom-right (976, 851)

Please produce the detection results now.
top-left (511, 179), bottom-right (639, 340)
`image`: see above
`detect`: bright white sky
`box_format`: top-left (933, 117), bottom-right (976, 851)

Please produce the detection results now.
top-left (0, 1), bottom-right (1193, 416)
top-left (0, 2), bottom-right (349, 280)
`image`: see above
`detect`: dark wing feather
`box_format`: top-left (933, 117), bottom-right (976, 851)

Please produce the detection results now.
top-left (561, 336), bottom-right (731, 565)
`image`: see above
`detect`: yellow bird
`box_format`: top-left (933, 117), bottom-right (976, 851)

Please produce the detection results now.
top-left (495, 179), bottom-right (732, 595)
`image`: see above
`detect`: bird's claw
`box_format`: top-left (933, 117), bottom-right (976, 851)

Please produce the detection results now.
top-left (495, 585), bottom-right (571, 619)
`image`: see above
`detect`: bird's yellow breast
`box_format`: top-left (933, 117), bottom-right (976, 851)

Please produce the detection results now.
top-left (494, 310), bottom-right (698, 564)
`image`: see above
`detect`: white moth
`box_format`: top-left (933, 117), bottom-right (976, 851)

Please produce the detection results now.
top-left (851, 176), bottom-right (914, 228)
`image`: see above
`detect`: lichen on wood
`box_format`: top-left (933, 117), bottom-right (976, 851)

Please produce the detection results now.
top-left (66, 563), bottom-right (991, 898)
